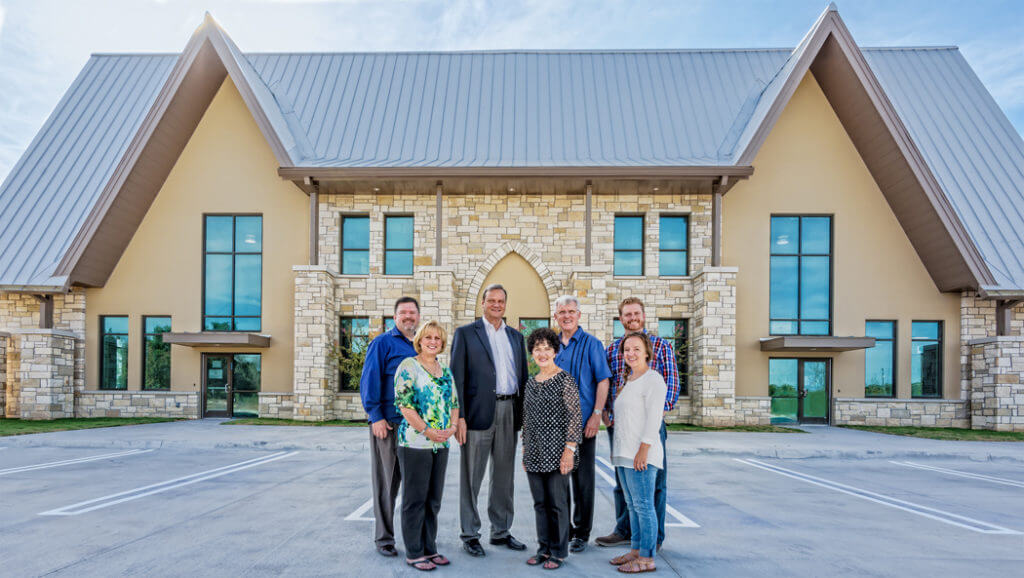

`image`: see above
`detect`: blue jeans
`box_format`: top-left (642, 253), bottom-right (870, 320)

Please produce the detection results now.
top-left (617, 465), bottom-right (658, 558)
top-left (609, 422), bottom-right (667, 544)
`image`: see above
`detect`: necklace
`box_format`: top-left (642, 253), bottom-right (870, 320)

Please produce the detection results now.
top-left (418, 356), bottom-right (442, 377)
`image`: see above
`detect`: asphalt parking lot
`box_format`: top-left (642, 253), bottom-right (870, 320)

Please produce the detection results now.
top-left (2, 422), bottom-right (1023, 577)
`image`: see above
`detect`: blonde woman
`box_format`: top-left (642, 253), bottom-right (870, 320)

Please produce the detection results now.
top-left (394, 321), bottom-right (460, 571)
top-left (610, 331), bottom-right (666, 574)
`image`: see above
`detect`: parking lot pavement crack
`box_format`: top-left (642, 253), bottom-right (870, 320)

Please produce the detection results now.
top-left (37, 454), bottom-right (352, 577)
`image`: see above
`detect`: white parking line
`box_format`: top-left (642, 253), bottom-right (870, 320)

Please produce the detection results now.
top-left (736, 458), bottom-right (1021, 535)
top-left (345, 497), bottom-right (402, 522)
top-left (890, 461), bottom-right (1024, 489)
top-left (39, 451), bottom-right (298, 516)
top-left (0, 449), bottom-right (153, 477)
top-left (595, 456), bottom-right (700, 528)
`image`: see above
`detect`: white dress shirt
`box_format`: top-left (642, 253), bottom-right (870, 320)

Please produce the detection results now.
top-left (485, 319), bottom-right (518, 395)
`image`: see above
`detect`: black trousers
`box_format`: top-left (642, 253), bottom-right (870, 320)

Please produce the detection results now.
top-left (397, 446), bottom-right (449, 559)
top-left (527, 470), bottom-right (571, 559)
top-left (569, 434), bottom-right (597, 540)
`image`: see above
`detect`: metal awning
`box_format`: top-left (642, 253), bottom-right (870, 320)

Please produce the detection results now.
top-left (162, 332), bottom-right (271, 348)
top-left (759, 336), bottom-right (875, 352)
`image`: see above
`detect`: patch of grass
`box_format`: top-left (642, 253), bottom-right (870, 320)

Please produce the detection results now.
top-left (839, 425), bottom-right (1024, 442)
top-left (0, 417), bottom-right (180, 437)
top-left (222, 418), bottom-right (367, 427)
top-left (666, 423), bottom-right (804, 433)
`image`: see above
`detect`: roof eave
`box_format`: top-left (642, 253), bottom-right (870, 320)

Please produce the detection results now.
top-left (278, 165), bottom-right (755, 181)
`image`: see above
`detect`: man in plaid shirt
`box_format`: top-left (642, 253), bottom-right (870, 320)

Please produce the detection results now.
top-left (596, 297), bottom-right (680, 551)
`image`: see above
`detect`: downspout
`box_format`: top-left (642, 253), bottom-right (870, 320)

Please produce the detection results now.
top-left (306, 177), bottom-right (319, 266)
top-left (711, 176), bottom-right (729, 267)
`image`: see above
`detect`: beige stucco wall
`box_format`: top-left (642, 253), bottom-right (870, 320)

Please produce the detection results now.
top-left (84, 78), bottom-right (308, 394)
top-left (475, 252), bottom-right (552, 326)
top-left (725, 72), bottom-right (960, 400)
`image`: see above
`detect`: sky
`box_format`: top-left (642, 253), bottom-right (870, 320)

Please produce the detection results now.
top-left (0, 0), bottom-right (1021, 182)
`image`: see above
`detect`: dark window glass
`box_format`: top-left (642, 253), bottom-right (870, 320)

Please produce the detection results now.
top-left (341, 216), bottom-right (370, 275)
top-left (614, 216), bottom-right (644, 276)
top-left (911, 321), bottom-right (942, 398)
top-left (339, 317), bottom-right (371, 391)
top-left (383, 317), bottom-right (395, 332)
top-left (385, 216), bottom-right (414, 275)
top-left (770, 216), bottom-right (831, 335)
top-left (519, 318), bottom-right (551, 377)
top-left (865, 321), bottom-right (896, 397)
top-left (101, 316), bottom-right (129, 390)
top-left (659, 216), bottom-right (688, 276)
top-left (658, 319), bottom-right (689, 396)
top-left (203, 215), bottom-right (262, 331)
top-left (143, 316), bottom-right (172, 390)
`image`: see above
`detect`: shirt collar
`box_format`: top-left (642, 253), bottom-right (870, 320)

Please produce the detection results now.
top-left (562, 326), bottom-right (588, 343)
top-left (388, 326), bottom-right (414, 343)
top-left (484, 319), bottom-right (507, 334)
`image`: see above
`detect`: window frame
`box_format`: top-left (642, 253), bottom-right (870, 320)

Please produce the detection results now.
top-left (864, 320), bottom-right (897, 398)
top-left (383, 214), bottom-right (415, 276)
top-left (338, 316), bottom-right (372, 391)
top-left (658, 318), bottom-right (690, 397)
top-left (142, 315), bottom-right (172, 391)
top-left (99, 315), bottom-right (129, 391)
top-left (201, 213), bottom-right (263, 332)
top-left (658, 213), bottom-right (690, 277)
top-left (911, 320), bottom-right (943, 399)
top-left (340, 214), bottom-right (371, 276)
top-left (768, 214), bottom-right (834, 336)
top-left (614, 214), bottom-right (645, 277)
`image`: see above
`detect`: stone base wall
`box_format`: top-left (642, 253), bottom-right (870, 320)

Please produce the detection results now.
top-left (664, 397), bottom-right (692, 424)
top-left (833, 398), bottom-right (969, 428)
top-left (75, 391), bottom-right (200, 418)
top-left (16, 330), bottom-right (76, 420)
top-left (969, 337), bottom-right (1024, 431)
top-left (333, 391), bottom-right (368, 421)
top-left (735, 396), bottom-right (772, 425)
top-left (259, 393), bottom-right (295, 420)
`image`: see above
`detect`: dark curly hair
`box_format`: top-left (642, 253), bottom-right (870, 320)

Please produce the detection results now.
top-left (526, 327), bottom-right (561, 355)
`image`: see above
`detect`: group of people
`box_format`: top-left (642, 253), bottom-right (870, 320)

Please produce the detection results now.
top-left (360, 286), bottom-right (680, 573)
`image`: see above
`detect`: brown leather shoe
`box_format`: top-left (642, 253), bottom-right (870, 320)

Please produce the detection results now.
top-left (595, 532), bottom-right (630, 547)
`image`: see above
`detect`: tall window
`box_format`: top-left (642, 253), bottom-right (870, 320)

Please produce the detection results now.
top-left (100, 316), bottom-right (128, 390)
top-left (339, 317), bottom-right (371, 390)
top-left (912, 321), bottom-right (942, 398)
top-left (659, 215), bottom-right (689, 276)
top-left (865, 321), bottom-right (896, 397)
top-left (143, 316), bottom-right (172, 390)
top-left (658, 319), bottom-right (689, 396)
top-left (613, 318), bottom-right (625, 340)
top-left (341, 215), bottom-right (369, 275)
top-left (770, 216), bottom-right (832, 335)
top-left (385, 215), bottom-right (414, 275)
top-left (614, 215), bottom-right (644, 276)
top-left (204, 215), bottom-right (262, 331)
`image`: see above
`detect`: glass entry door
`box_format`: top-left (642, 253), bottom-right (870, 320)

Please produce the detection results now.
top-left (769, 358), bottom-right (831, 424)
top-left (203, 354), bottom-right (261, 418)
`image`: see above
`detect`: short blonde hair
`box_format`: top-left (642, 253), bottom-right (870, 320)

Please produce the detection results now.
top-left (413, 320), bottom-right (448, 354)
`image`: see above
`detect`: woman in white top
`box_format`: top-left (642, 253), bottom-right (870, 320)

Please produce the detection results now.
top-left (609, 331), bottom-right (666, 574)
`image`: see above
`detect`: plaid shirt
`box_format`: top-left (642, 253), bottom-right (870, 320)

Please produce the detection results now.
top-left (605, 330), bottom-right (680, 422)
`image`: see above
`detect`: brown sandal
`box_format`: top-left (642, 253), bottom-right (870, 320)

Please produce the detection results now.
top-left (610, 552), bottom-right (639, 566)
top-left (617, 558), bottom-right (656, 573)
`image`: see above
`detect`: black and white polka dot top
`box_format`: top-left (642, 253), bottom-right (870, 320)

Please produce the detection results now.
top-left (522, 370), bottom-right (583, 474)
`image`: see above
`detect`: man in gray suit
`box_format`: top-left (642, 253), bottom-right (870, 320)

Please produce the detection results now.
top-left (451, 284), bottom-right (529, 557)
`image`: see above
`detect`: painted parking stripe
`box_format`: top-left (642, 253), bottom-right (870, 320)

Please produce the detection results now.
top-left (39, 451), bottom-right (298, 516)
top-left (595, 456), bottom-right (700, 528)
top-left (736, 458), bottom-right (1021, 535)
top-left (0, 449), bottom-right (153, 477)
top-left (890, 461), bottom-right (1024, 489)
top-left (345, 497), bottom-right (402, 522)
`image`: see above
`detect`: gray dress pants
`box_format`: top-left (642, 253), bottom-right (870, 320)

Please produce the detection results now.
top-left (370, 425), bottom-right (402, 547)
top-left (460, 398), bottom-right (517, 542)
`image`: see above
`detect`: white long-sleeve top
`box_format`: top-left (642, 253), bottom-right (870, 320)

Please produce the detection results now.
top-left (611, 369), bottom-right (667, 470)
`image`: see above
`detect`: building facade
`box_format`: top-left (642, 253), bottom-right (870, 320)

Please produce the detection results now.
top-left (2, 7), bottom-right (1023, 430)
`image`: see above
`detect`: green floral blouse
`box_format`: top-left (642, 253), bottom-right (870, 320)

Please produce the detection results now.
top-left (393, 357), bottom-right (459, 450)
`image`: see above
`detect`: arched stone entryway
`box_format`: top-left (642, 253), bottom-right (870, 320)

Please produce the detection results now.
top-left (463, 242), bottom-right (559, 327)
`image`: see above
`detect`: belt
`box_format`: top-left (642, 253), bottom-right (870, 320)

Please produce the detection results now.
top-left (496, 394), bottom-right (516, 401)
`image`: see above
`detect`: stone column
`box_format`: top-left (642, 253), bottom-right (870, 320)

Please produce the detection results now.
top-left (969, 336), bottom-right (1024, 432)
top-left (960, 291), bottom-right (996, 400)
top-left (292, 266), bottom-right (338, 421)
top-left (691, 267), bottom-right (738, 426)
top-left (565, 265), bottom-right (614, 343)
top-left (0, 332), bottom-right (8, 418)
top-left (14, 329), bottom-right (76, 420)
top-left (417, 267), bottom-right (457, 333)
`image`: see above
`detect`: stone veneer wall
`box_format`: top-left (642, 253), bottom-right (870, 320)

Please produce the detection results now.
top-left (15, 330), bottom-right (76, 420)
top-left (960, 291), bottom-right (997, 401)
top-left (690, 267), bottom-right (737, 426)
top-left (0, 332), bottom-right (7, 417)
top-left (735, 397), bottom-right (772, 425)
top-left (333, 391), bottom-right (368, 421)
top-left (292, 267), bottom-right (339, 421)
top-left (76, 391), bottom-right (199, 418)
top-left (259, 393), bottom-right (295, 420)
top-left (969, 337), bottom-right (1024, 431)
top-left (833, 398), bottom-right (969, 428)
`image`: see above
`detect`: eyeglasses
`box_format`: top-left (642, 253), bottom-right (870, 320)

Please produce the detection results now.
top-left (555, 310), bottom-right (580, 316)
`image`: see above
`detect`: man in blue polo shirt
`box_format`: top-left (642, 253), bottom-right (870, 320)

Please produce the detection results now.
top-left (553, 294), bottom-right (612, 553)
top-left (360, 296), bottom-right (420, 557)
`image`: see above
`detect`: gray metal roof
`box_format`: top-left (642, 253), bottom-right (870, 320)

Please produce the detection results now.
top-left (1, 45), bottom-right (1023, 291)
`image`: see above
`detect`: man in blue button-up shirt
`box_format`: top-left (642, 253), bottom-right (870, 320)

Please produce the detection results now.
top-left (360, 296), bottom-right (419, 557)
top-left (553, 295), bottom-right (611, 553)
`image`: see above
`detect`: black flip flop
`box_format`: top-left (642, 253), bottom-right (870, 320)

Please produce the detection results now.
top-left (543, 557), bottom-right (564, 570)
top-left (429, 554), bottom-right (450, 566)
top-left (527, 554), bottom-right (551, 566)
top-left (407, 558), bottom-right (436, 572)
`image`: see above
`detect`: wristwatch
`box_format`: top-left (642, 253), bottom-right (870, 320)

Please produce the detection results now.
top-left (592, 409), bottom-right (601, 416)
top-left (565, 444), bottom-right (577, 453)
